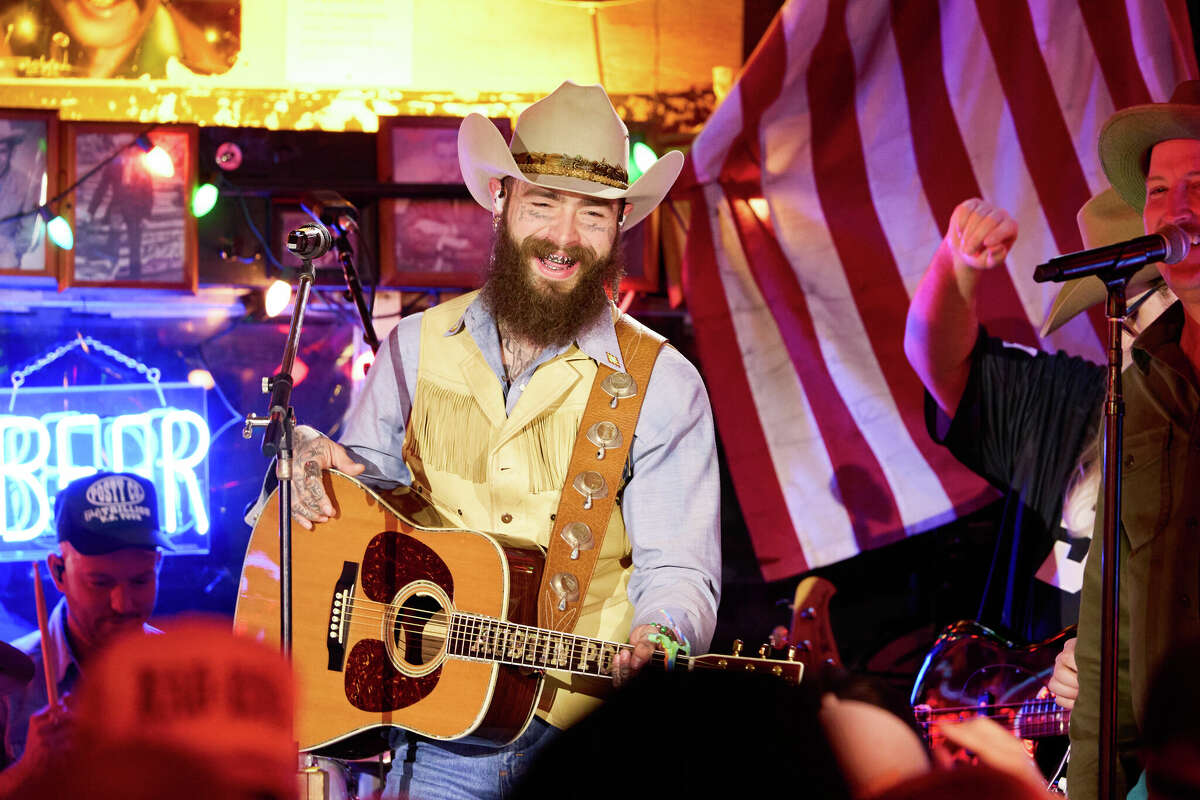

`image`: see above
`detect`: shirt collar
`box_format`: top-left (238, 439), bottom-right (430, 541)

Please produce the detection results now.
top-left (445, 294), bottom-right (629, 373)
top-left (1131, 300), bottom-right (1185, 372)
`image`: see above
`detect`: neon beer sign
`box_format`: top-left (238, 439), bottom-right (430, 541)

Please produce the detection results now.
top-left (0, 383), bottom-right (210, 561)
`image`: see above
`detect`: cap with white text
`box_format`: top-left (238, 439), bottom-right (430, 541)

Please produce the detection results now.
top-left (55, 472), bottom-right (171, 555)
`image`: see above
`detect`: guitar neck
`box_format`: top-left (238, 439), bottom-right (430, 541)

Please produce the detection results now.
top-left (447, 612), bottom-right (643, 678)
top-left (914, 698), bottom-right (1070, 740)
top-left (443, 613), bottom-right (802, 682)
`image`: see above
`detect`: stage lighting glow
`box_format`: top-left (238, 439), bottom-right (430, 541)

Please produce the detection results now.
top-left (352, 350), bottom-right (374, 381)
top-left (264, 279), bottom-right (292, 317)
top-left (187, 369), bottom-right (216, 390)
top-left (747, 197), bottom-right (770, 221)
top-left (192, 183), bottom-right (219, 217)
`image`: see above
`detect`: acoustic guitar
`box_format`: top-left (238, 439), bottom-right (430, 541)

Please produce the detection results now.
top-left (235, 469), bottom-right (803, 759)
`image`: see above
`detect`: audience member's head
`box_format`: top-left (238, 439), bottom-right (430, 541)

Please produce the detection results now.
top-left (867, 763), bottom-right (1049, 800)
top-left (48, 472), bottom-right (168, 662)
top-left (60, 617), bottom-right (298, 800)
top-left (514, 667), bottom-right (853, 799)
top-left (1142, 636), bottom-right (1200, 799)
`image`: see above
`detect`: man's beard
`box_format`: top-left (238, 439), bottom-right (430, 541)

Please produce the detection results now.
top-left (481, 216), bottom-right (626, 348)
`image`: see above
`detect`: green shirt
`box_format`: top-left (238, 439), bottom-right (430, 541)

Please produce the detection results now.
top-left (1069, 301), bottom-right (1200, 800)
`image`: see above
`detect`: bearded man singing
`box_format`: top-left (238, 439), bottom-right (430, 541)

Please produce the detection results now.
top-left (285, 81), bottom-right (721, 800)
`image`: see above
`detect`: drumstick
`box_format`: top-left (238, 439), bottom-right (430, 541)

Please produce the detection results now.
top-left (31, 561), bottom-right (59, 708)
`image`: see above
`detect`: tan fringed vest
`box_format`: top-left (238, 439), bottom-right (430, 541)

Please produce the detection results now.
top-left (402, 292), bottom-right (634, 729)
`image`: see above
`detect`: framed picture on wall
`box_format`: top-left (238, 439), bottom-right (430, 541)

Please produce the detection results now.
top-left (377, 115), bottom-right (511, 288)
top-left (0, 109), bottom-right (59, 281)
top-left (61, 122), bottom-right (198, 291)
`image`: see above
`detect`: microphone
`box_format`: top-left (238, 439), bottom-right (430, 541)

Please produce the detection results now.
top-left (286, 222), bottom-right (332, 260)
top-left (1033, 224), bottom-right (1191, 283)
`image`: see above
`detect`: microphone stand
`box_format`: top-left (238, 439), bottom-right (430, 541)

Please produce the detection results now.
top-left (244, 255), bottom-right (320, 658)
top-left (332, 222), bottom-right (380, 353)
top-left (1097, 273), bottom-right (1127, 800)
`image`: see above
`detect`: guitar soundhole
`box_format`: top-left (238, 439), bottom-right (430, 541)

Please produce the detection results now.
top-left (395, 593), bottom-right (449, 667)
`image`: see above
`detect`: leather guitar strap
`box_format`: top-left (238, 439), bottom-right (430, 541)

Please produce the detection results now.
top-left (537, 315), bottom-right (665, 636)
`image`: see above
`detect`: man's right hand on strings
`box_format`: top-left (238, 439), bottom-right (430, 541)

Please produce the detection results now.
top-left (289, 425), bottom-right (365, 530)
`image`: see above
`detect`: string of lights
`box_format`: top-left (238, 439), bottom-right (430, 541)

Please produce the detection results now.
top-left (0, 123), bottom-right (220, 252)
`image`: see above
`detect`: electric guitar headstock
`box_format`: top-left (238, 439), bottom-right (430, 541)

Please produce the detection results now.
top-left (770, 576), bottom-right (843, 670)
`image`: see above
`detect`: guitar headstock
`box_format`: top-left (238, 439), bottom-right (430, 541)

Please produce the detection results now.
top-left (689, 651), bottom-right (804, 684)
top-left (785, 576), bottom-right (843, 669)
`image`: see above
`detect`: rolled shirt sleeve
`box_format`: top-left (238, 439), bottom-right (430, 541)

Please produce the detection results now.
top-left (622, 345), bottom-right (722, 653)
top-left (337, 314), bottom-right (423, 486)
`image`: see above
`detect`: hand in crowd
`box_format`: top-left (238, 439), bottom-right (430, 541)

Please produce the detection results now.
top-left (1046, 636), bottom-right (1078, 710)
top-left (11, 700), bottom-right (76, 783)
top-left (611, 624), bottom-right (662, 687)
top-left (289, 425), bottom-right (365, 530)
top-left (945, 198), bottom-right (1018, 271)
top-left (933, 717), bottom-right (1046, 792)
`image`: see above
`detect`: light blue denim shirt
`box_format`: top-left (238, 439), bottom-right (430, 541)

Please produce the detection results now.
top-left (339, 295), bottom-right (721, 652)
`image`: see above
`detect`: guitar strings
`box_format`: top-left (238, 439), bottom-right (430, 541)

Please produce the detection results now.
top-left (918, 700), bottom-right (1064, 714)
top-left (297, 597), bottom-right (794, 677)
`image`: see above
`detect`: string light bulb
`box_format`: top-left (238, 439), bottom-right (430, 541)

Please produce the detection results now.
top-left (38, 207), bottom-right (73, 250)
top-left (135, 133), bottom-right (175, 178)
top-left (191, 183), bottom-right (218, 217)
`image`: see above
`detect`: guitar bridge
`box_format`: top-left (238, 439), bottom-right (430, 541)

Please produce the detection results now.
top-left (327, 561), bottom-right (358, 671)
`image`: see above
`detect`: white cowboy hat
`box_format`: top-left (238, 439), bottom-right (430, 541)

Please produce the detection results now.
top-left (1040, 186), bottom-right (1162, 335)
top-left (457, 81), bottom-right (683, 230)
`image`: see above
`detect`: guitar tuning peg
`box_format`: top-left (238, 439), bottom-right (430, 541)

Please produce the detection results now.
top-left (787, 645), bottom-right (797, 661)
top-left (758, 643), bottom-right (770, 658)
top-left (732, 639), bottom-right (743, 656)
top-left (799, 606), bottom-right (816, 619)
top-left (768, 625), bottom-right (789, 649)
top-left (796, 639), bottom-right (812, 652)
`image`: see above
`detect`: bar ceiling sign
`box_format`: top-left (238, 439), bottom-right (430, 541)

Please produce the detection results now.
top-left (0, 382), bottom-right (210, 562)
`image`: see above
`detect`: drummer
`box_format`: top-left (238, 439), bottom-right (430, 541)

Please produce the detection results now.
top-left (0, 472), bottom-right (166, 793)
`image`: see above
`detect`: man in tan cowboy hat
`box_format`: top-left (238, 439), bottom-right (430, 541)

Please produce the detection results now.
top-left (282, 81), bottom-right (720, 799)
top-left (905, 81), bottom-right (1200, 800)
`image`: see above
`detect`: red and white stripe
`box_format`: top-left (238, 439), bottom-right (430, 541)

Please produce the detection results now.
top-left (676, 0), bottom-right (1195, 580)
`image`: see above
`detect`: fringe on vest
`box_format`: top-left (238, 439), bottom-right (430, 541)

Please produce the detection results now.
top-left (405, 378), bottom-right (584, 493)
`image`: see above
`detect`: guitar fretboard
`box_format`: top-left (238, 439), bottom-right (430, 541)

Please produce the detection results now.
top-left (915, 698), bottom-right (1070, 740)
top-left (446, 612), bottom-right (664, 678)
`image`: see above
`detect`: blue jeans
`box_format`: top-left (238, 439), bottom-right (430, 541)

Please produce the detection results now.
top-left (383, 718), bottom-right (559, 800)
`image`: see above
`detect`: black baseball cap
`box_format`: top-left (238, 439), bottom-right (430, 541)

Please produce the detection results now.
top-left (55, 472), bottom-right (171, 555)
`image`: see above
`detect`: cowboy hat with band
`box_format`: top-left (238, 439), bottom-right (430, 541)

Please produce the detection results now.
top-left (457, 81), bottom-right (684, 230)
top-left (1041, 82), bottom-right (1200, 335)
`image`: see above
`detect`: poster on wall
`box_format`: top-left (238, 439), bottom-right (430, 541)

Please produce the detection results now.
top-left (0, 108), bottom-right (55, 279)
top-left (62, 122), bottom-right (197, 290)
top-left (0, 0), bottom-right (242, 80)
top-left (377, 116), bottom-right (509, 288)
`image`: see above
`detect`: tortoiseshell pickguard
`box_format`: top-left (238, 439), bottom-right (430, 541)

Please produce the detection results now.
top-left (344, 532), bottom-right (453, 712)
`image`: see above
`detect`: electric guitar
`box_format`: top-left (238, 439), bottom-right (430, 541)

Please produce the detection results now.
top-left (910, 620), bottom-right (1073, 780)
top-left (234, 469), bottom-right (803, 759)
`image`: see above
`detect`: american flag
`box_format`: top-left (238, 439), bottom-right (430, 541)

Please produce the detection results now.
top-left (672, 0), bottom-right (1196, 581)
